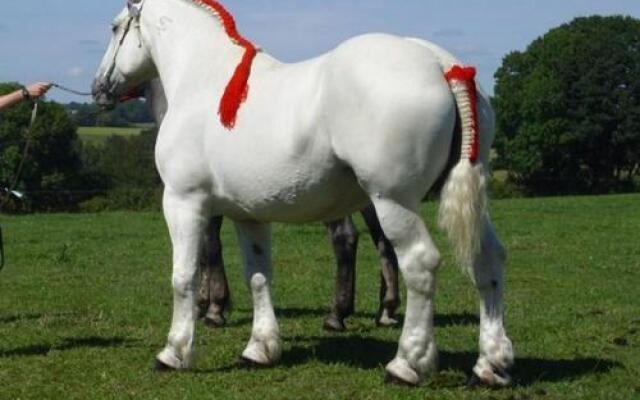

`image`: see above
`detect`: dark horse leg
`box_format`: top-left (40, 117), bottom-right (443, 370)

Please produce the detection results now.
top-left (199, 209), bottom-right (399, 331)
top-left (323, 216), bottom-right (359, 332)
top-left (197, 216), bottom-right (231, 327)
top-left (361, 204), bottom-right (400, 326)
top-left (322, 206), bottom-right (400, 331)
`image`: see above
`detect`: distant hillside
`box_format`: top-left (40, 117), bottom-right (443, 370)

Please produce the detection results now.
top-left (65, 99), bottom-right (153, 127)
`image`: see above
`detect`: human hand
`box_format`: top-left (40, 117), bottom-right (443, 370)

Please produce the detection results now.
top-left (25, 82), bottom-right (52, 99)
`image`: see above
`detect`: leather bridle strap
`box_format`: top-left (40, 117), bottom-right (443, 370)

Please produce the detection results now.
top-left (101, 16), bottom-right (136, 93)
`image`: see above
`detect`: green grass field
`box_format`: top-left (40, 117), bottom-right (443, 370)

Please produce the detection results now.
top-left (77, 126), bottom-right (144, 145)
top-left (0, 194), bottom-right (639, 399)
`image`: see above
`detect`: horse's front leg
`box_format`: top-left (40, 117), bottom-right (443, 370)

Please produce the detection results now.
top-left (156, 189), bottom-right (209, 370)
top-left (198, 216), bottom-right (231, 327)
top-left (323, 216), bottom-right (358, 332)
top-left (234, 221), bottom-right (281, 366)
top-left (360, 204), bottom-right (400, 327)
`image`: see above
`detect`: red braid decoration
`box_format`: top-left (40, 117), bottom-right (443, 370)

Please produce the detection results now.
top-left (197, 0), bottom-right (258, 129)
top-left (444, 65), bottom-right (479, 164)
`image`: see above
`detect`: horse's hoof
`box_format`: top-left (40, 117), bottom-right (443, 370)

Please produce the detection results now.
top-left (384, 371), bottom-right (418, 387)
top-left (466, 372), bottom-right (483, 388)
top-left (154, 359), bottom-right (177, 372)
top-left (467, 368), bottom-right (512, 388)
top-left (376, 315), bottom-right (399, 327)
top-left (376, 308), bottom-right (400, 327)
top-left (237, 356), bottom-right (270, 370)
top-left (204, 315), bottom-right (226, 328)
top-left (323, 315), bottom-right (346, 332)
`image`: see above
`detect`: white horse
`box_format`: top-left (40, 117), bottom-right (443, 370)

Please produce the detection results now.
top-left (142, 79), bottom-right (401, 331)
top-left (93, 0), bottom-right (513, 386)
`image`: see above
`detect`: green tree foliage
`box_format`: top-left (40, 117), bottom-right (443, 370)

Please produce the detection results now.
top-left (66, 99), bottom-right (153, 127)
top-left (78, 128), bottom-right (162, 211)
top-left (93, 128), bottom-right (159, 189)
top-left (0, 83), bottom-right (88, 211)
top-left (493, 16), bottom-right (640, 195)
top-left (1, 83), bottom-right (159, 212)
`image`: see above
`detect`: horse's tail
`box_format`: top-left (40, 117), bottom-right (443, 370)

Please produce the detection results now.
top-left (437, 65), bottom-right (488, 274)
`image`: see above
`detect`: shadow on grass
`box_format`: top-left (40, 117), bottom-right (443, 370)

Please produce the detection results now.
top-left (439, 350), bottom-right (622, 387)
top-left (434, 312), bottom-right (479, 326)
top-left (204, 309), bottom-right (619, 385)
top-left (0, 313), bottom-right (43, 324)
top-left (273, 336), bottom-right (620, 386)
top-left (0, 336), bottom-right (133, 358)
top-left (282, 336), bottom-right (395, 369)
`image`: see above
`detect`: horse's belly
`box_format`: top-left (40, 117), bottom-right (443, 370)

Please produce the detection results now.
top-left (211, 163), bottom-right (369, 223)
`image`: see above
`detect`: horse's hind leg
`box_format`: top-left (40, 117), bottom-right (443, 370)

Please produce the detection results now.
top-left (372, 198), bottom-right (440, 385)
top-left (323, 216), bottom-right (358, 332)
top-left (234, 221), bottom-right (281, 366)
top-left (156, 189), bottom-right (209, 370)
top-left (198, 216), bottom-right (231, 327)
top-left (360, 204), bottom-right (400, 327)
top-left (469, 217), bottom-right (514, 386)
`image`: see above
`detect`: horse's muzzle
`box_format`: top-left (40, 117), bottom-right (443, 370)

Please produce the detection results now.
top-left (91, 79), bottom-right (117, 110)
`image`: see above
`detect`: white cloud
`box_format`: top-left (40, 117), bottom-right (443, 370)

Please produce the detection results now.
top-left (67, 66), bottom-right (85, 78)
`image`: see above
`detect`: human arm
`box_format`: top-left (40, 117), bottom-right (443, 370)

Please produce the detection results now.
top-left (0, 82), bottom-right (51, 111)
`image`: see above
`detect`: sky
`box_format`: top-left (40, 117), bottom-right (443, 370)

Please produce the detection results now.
top-left (1, 0), bottom-right (639, 103)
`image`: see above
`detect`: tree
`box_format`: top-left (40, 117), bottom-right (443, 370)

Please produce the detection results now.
top-left (0, 82), bottom-right (84, 211)
top-left (94, 128), bottom-right (160, 189)
top-left (77, 128), bottom-right (162, 211)
top-left (493, 16), bottom-right (640, 195)
top-left (65, 99), bottom-right (153, 127)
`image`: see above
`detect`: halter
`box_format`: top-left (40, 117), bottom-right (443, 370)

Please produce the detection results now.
top-left (98, 0), bottom-right (145, 99)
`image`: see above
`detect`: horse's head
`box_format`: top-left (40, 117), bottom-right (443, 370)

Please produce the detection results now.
top-left (92, 0), bottom-right (156, 110)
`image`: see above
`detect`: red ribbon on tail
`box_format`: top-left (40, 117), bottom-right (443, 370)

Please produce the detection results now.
top-left (444, 65), bottom-right (479, 164)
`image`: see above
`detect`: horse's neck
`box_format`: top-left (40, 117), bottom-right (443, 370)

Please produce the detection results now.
top-left (142, 0), bottom-right (249, 103)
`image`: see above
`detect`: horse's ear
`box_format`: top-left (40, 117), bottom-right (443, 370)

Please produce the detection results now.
top-left (127, 0), bottom-right (145, 18)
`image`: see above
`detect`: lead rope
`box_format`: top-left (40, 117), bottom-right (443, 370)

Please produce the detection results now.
top-left (9, 102), bottom-right (38, 192)
top-left (49, 83), bottom-right (92, 97)
top-left (0, 100), bottom-right (39, 272)
top-left (0, 83), bottom-right (93, 272)
top-left (2, 83), bottom-right (92, 195)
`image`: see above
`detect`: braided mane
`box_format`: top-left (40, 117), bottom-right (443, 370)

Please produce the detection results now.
top-left (188, 0), bottom-right (258, 129)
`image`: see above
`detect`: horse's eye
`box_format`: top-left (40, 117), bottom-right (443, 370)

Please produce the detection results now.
top-left (111, 24), bottom-right (118, 33)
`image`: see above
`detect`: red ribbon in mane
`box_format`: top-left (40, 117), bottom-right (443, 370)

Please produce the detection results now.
top-left (444, 65), bottom-right (479, 163)
top-left (199, 0), bottom-right (257, 129)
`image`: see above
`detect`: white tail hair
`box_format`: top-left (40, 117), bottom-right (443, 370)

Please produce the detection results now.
top-left (438, 66), bottom-right (487, 274)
